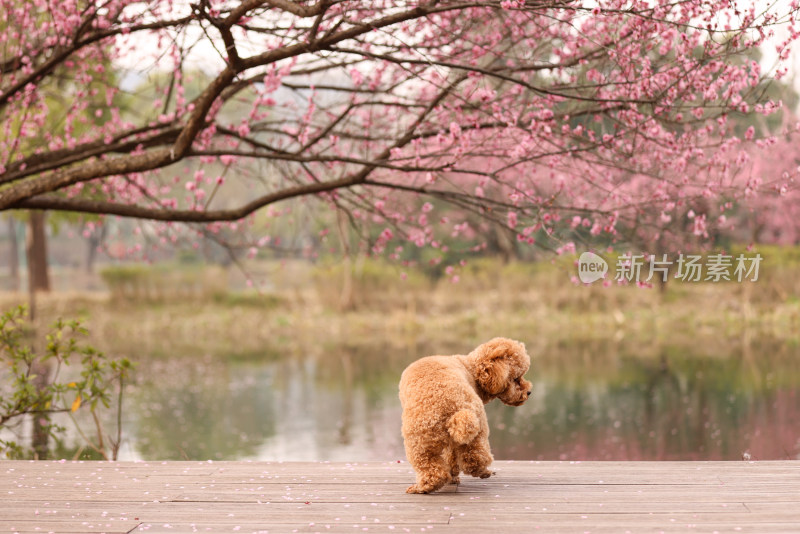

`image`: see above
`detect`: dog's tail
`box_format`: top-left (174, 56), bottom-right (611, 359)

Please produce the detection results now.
top-left (447, 409), bottom-right (481, 445)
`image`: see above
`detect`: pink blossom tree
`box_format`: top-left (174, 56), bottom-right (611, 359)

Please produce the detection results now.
top-left (728, 125), bottom-right (800, 245)
top-left (1, 0), bottom-right (799, 262)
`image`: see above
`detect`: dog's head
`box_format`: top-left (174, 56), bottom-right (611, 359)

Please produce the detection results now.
top-left (471, 337), bottom-right (532, 406)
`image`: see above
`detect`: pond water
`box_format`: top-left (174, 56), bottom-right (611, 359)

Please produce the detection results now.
top-left (112, 339), bottom-right (800, 462)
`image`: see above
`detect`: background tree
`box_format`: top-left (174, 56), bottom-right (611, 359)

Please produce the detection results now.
top-left (0, 0), bottom-right (798, 264)
top-left (3, 215), bottom-right (20, 291)
top-left (2, 9), bottom-right (127, 305)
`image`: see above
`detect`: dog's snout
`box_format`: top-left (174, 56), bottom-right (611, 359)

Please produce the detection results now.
top-left (526, 390), bottom-right (532, 397)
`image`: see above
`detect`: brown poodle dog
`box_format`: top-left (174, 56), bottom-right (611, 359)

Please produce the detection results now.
top-left (399, 337), bottom-right (532, 494)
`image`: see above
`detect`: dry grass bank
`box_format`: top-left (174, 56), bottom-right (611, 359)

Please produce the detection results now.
top-left (0, 252), bottom-right (798, 363)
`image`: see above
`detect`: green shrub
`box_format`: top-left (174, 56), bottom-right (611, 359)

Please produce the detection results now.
top-left (100, 264), bottom-right (228, 302)
top-left (0, 306), bottom-right (132, 459)
top-left (311, 258), bottom-right (431, 311)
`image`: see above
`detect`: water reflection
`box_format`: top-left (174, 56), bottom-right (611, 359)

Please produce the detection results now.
top-left (132, 356), bottom-right (276, 459)
top-left (123, 341), bottom-right (800, 461)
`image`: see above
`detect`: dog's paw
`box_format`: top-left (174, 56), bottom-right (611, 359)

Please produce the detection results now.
top-left (406, 484), bottom-right (429, 494)
top-left (448, 476), bottom-right (461, 485)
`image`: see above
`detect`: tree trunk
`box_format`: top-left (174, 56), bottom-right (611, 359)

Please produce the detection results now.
top-left (31, 360), bottom-right (51, 459)
top-left (336, 212), bottom-right (355, 311)
top-left (85, 224), bottom-right (106, 274)
top-left (488, 223), bottom-right (519, 263)
top-left (26, 211), bottom-right (51, 294)
top-left (25, 211), bottom-right (52, 458)
top-left (6, 216), bottom-right (20, 291)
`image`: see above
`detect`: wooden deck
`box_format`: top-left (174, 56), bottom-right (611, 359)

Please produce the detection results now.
top-left (2, 460), bottom-right (799, 533)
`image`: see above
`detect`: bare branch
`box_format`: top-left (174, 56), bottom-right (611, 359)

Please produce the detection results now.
top-left (14, 174), bottom-right (364, 221)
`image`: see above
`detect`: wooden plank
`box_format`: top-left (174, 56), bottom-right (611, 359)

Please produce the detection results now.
top-left (0, 521), bottom-right (137, 534)
top-left (1, 461), bottom-right (799, 533)
top-left (1, 513), bottom-right (448, 526)
top-left (2, 489), bottom-right (181, 502)
top-left (5, 513), bottom-right (798, 530)
top-left (0, 500), bottom-right (755, 520)
top-left (0, 502), bottom-right (449, 521)
top-left (4, 459), bottom-right (795, 472)
top-left (167, 488), bottom-right (800, 504)
top-left (2, 523), bottom-right (799, 534)
top-left (445, 512), bottom-right (800, 524)
top-left (11, 460), bottom-right (798, 477)
top-left (413, 526), bottom-right (800, 534)
top-left (742, 502), bottom-right (800, 513)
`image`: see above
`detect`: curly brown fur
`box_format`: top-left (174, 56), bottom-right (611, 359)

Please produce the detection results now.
top-left (398, 337), bottom-right (533, 494)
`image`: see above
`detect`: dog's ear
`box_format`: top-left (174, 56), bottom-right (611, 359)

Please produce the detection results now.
top-left (473, 338), bottom-right (514, 395)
